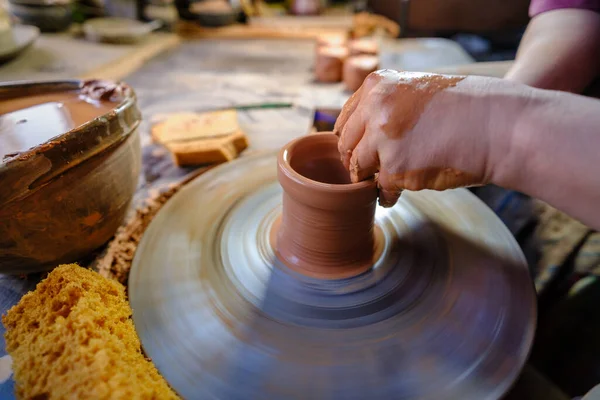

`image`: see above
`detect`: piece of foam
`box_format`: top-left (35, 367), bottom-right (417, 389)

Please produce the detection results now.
top-left (151, 110), bottom-right (249, 166)
top-left (2, 264), bottom-right (180, 400)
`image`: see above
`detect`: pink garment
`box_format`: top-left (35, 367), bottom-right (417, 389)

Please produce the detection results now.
top-left (530, 0), bottom-right (600, 16)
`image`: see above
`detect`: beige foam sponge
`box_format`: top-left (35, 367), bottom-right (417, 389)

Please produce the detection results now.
top-left (151, 109), bottom-right (249, 166)
top-left (2, 264), bottom-right (179, 400)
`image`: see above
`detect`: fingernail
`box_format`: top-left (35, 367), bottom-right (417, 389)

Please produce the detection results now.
top-left (378, 189), bottom-right (401, 208)
top-left (341, 150), bottom-right (352, 170)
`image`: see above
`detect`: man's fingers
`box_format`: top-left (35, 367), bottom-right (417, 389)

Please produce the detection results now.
top-left (337, 110), bottom-right (366, 170)
top-left (349, 134), bottom-right (379, 183)
top-left (377, 169), bottom-right (402, 208)
top-left (333, 85), bottom-right (364, 137)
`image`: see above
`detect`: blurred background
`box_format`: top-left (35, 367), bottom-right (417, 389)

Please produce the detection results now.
top-left (1, 1), bottom-right (599, 399)
top-left (0, 0), bottom-right (530, 61)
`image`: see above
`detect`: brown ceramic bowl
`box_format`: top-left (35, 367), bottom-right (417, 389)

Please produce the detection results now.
top-left (0, 79), bottom-right (142, 274)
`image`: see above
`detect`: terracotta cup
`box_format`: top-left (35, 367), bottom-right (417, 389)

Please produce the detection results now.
top-left (314, 45), bottom-right (348, 83)
top-left (276, 132), bottom-right (379, 279)
top-left (343, 55), bottom-right (379, 92)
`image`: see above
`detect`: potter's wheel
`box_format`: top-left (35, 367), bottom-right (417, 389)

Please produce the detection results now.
top-left (129, 150), bottom-right (536, 400)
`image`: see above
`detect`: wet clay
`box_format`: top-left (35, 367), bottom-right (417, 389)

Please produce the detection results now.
top-left (275, 133), bottom-right (381, 279)
top-left (377, 167), bottom-right (480, 207)
top-left (0, 81), bottom-right (120, 160)
top-left (343, 55), bottom-right (379, 92)
top-left (314, 46), bottom-right (348, 83)
top-left (378, 72), bottom-right (464, 139)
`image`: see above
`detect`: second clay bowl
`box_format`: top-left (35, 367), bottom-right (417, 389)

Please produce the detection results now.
top-left (0, 79), bottom-right (142, 274)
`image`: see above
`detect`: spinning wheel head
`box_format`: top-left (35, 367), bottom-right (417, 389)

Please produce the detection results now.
top-left (129, 134), bottom-right (536, 400)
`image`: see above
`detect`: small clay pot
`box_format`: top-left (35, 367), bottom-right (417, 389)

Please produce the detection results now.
top-left (276, 132), bottom-right (378, 279)
top-left (314, 45), bottom-right (348, 83)
top-left (343, 55), bottom-right (379, 92)
top-left (315, 33), bottom-right (348, 49)
top-left (348, 38), bottom-right (378, 56)
top-left (0, 79), bottom-right (141, 274)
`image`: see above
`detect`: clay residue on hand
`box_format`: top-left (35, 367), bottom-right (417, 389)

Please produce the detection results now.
top-left (378, 167), bottom-right (480, 207)
top-left (385, 74), bottom-right (465, 138)
top-left (374, 71), bottom-right (464, 139)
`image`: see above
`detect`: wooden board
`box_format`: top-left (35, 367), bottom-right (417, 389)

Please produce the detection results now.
top-left (78, 33), bottom-right (181, 81)
top-left (176, 11), bottom-right (400, 40)
top-left (0, 31), bottom-right (180, 82)
top-left (176, 20), bottom-right (346, 40)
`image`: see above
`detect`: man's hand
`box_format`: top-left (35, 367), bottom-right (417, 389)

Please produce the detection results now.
top-left (333, 70), bottom-right (529, 207)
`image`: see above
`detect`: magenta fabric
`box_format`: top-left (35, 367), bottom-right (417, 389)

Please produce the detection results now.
top-left (530, 0), bottom-right (600, 16)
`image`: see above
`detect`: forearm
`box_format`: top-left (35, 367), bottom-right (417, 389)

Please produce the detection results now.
top-left (492, 88), bottom-right (600, 230)
top-left (505, 9), bottom-right (600, 92)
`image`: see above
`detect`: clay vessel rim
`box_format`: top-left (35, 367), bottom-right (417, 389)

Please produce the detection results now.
top-left (278, 133), bottom-right (375, 193)
top-left (0, 79), bottom-right (136, 162)
top-left (0, 79), bottom-right (140, 206)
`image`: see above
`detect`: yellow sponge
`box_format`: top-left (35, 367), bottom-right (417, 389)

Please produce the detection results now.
top-left (2, 264), bottom-right (179, 400)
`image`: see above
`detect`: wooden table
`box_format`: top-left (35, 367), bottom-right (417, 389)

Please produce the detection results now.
top-left (0, 35), bottom-right (569, 400)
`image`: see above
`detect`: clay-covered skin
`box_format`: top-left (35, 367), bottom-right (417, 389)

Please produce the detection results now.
top-left (385, 167), bottom-right (479, 192)
top-left (314, 46), bottom-right (348, 83)
top-left (334, 70), bottom-right (526, 207)
top-left (343, 55), bottom-right (379, 92)
top-left (276, 133), bottom-right (379, 279)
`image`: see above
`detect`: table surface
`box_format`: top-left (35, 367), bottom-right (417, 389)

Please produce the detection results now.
top-left (0, 31), bottom-right (180, 82)
top-left (0, 34), bottom-right (570, 399)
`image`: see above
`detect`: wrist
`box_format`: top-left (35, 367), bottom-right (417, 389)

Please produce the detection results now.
top-left (485, 82), bottom-right (545, 191)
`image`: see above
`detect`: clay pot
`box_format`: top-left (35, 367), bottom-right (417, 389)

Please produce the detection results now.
top-left (314, 45), bottom-right (348, 83)
top-left (343, 55), bottom-right (379, 92)
top-left (315, 33), bottom-right (348, 49)
top-left (0, 79), bottom-right (141, 274)
top-left (348, 38), bottom-right (379, 56)
top-left (276, 132), bottom-right (378, 279)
